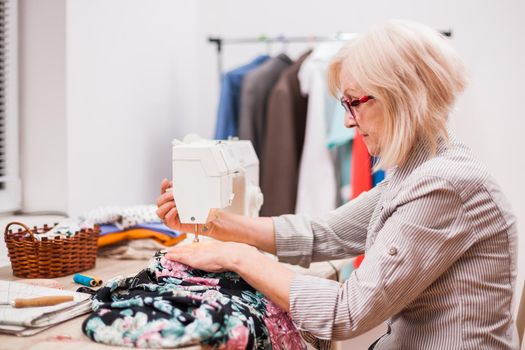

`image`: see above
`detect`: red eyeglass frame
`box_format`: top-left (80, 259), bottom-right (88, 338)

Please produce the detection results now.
top-left (340, 95), bottom-right (374, 118)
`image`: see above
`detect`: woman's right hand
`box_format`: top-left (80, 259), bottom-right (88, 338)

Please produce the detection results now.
top-left (156, 178), bottom-right (204, 234)
top-left (156, 177), bottom-right (276, 252)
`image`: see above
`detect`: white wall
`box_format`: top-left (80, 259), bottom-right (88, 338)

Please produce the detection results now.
top-left (20, 0), bottom-right (202, 216)
top-left (65, 0), bottom-right (201, 215)
top-left (19, 0), bottom-right (68, 213)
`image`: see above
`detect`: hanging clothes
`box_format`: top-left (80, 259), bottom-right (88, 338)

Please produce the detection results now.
top-left (373, 168), bottom-right (386, 186)
top-left (295, 42), bottom-right (345, 215)
top-left (214, 55), bottom-right (270, 140)
top-left (350, 131), bottom-right (373, 199)
top-left (327, 104), bottom-right (356, 206)
top-left (350, 133), bottom-right (376, 271)
top-left (82, 252), bottom-right (305, 349)
top-left (260, 50), bottom-right (312, 217)
top-left (239, 53), bottom-right (293, 159)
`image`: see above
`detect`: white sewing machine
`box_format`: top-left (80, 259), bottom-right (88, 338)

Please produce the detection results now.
top-left (171, 135), bottom-right (263, 239)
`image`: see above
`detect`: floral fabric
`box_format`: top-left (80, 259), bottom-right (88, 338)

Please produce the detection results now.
top-left (82, 252), bottom-right (305, 349)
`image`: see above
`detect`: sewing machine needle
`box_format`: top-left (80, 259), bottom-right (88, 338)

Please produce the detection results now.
top-left (193, 224), bottom-right (199, 243)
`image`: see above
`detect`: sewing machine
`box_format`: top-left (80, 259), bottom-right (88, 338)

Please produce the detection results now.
top-left (171, 135), bottom-right (263, 240)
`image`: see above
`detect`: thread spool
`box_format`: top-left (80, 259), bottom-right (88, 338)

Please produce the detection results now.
top-left (73, 273), bottom-right (102, 287)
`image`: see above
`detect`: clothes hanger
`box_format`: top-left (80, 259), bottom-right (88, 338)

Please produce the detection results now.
top-left (307, 33), bottom-right (316, 50)
top-left (257, 34), bottom-right (271, 56)
top-left (276, 34), bottom-right (289, 55)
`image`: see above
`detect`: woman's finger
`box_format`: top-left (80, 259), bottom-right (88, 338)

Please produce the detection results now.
top-left (164, 207), bottom-right (180, 225)
top-left (156, 190), bottom-right (174, 207)
top-left (160, 178), bottom-right (168, 195)
top-left (167, 244), bottom-right (193, 254)
top-left (165, 252), bottom-right (188, 264)
top-left (156, 201), bottom-right (176, 220)
top-left (160, 178), bottom-right (173, 195)
top-left (165, 247), bottom-right (191, 261)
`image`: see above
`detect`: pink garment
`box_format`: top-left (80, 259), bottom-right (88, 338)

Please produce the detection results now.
top-left (158, 256), bottom-right (305, 349)
top-left (264, 300), bottom-right (306, 350)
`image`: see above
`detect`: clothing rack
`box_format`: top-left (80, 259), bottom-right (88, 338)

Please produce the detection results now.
top-left (207, 30), bottom-right (452, 79)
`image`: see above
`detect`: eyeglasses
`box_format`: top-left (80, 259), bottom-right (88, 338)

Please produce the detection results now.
top-left (340, 95), bottom-right (374, 118)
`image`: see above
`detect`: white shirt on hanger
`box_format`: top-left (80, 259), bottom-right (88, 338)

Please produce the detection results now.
top-left (295, 41), bottom-right (349, 216)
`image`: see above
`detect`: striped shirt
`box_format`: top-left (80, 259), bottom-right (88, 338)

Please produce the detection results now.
top-left (273, 134), bottom-right (519, 349)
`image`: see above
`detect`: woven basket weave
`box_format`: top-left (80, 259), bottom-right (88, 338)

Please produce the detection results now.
top-left (4, 221), bottom-right (99, 278)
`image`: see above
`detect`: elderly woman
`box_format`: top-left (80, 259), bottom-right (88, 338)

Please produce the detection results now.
top-left (156, 20), bottom-right (518, 349)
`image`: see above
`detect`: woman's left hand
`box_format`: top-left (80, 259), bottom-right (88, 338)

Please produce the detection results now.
top-left (165, 241), bottom-right (254, 273)
top-left (167, 240), bottom-right (293, 311)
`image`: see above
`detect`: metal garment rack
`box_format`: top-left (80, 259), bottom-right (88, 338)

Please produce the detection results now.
top-left (207, 30), bottom-right (452, 79)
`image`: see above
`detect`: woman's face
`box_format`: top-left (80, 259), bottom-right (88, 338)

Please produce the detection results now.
top-left (340, 68), bottom-right (384, 156)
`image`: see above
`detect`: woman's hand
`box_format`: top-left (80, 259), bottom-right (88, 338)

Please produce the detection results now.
top-left (156, 178), bottom-right (218, 234)
top-left (156, 178), bottom-right (277, 253)
top-left (166, 240), bottom-right (293, 311)
top-left (164, 241), bottom-right (255, 273)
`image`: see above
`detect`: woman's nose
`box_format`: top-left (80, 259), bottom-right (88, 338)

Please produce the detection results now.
top-left (344, 112), bottom-right (357, 128)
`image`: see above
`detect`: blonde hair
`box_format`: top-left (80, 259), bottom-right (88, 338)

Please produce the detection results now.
top-left (328, 20), bottom-right (468, 170)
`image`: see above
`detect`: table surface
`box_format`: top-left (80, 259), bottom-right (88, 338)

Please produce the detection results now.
top-left (0, 236), bottom-right (350, 350)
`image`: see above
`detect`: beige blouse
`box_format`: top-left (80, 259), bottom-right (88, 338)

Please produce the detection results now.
top-left (273, 135), bottom-right (519, 349)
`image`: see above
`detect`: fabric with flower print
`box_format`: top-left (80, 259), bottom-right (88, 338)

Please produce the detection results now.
top-left (82, 252), bottom-right (305, 349)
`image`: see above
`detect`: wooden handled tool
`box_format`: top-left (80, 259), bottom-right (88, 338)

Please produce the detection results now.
top-left (0, 295), bottom-right (74, 308)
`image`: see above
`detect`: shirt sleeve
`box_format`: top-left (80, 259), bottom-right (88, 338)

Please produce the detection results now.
top-left (272, 180), bottom-right (386, 267)
top-left (214, 74), bottom-right (236, 139)
top-left (288, 176), bottom-right (475, 340)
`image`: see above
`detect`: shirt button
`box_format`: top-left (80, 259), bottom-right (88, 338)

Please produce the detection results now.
top-left (388, 247), bottom-right (397, 255)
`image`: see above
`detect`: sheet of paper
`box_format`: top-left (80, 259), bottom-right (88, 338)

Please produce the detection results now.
top-left (0, 280), bottom-right (91, 327)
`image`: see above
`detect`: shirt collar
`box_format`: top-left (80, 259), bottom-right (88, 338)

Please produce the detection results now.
top-left (387, 132), bottom-right (451, 190)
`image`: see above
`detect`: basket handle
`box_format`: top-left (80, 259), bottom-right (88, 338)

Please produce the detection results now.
top-left (4, 221), bottom-right (37, 241)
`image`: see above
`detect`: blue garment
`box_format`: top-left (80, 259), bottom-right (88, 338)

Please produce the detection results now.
top-left (373, 169), bottom-right (385, 186)
top-left (327, 104), bottom-right (355, 203)
top-left (371, 157), bottom-right (385, 186)
top-left (214, 55), bottom-right (270, 139)
top-left (326, 106), bottom-right (385, 200)
top-left (99, 223), bottom-right (180, 237)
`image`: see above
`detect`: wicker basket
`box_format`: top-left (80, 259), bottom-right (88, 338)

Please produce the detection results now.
top-left (4, 221), bottom-right (99, 278)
